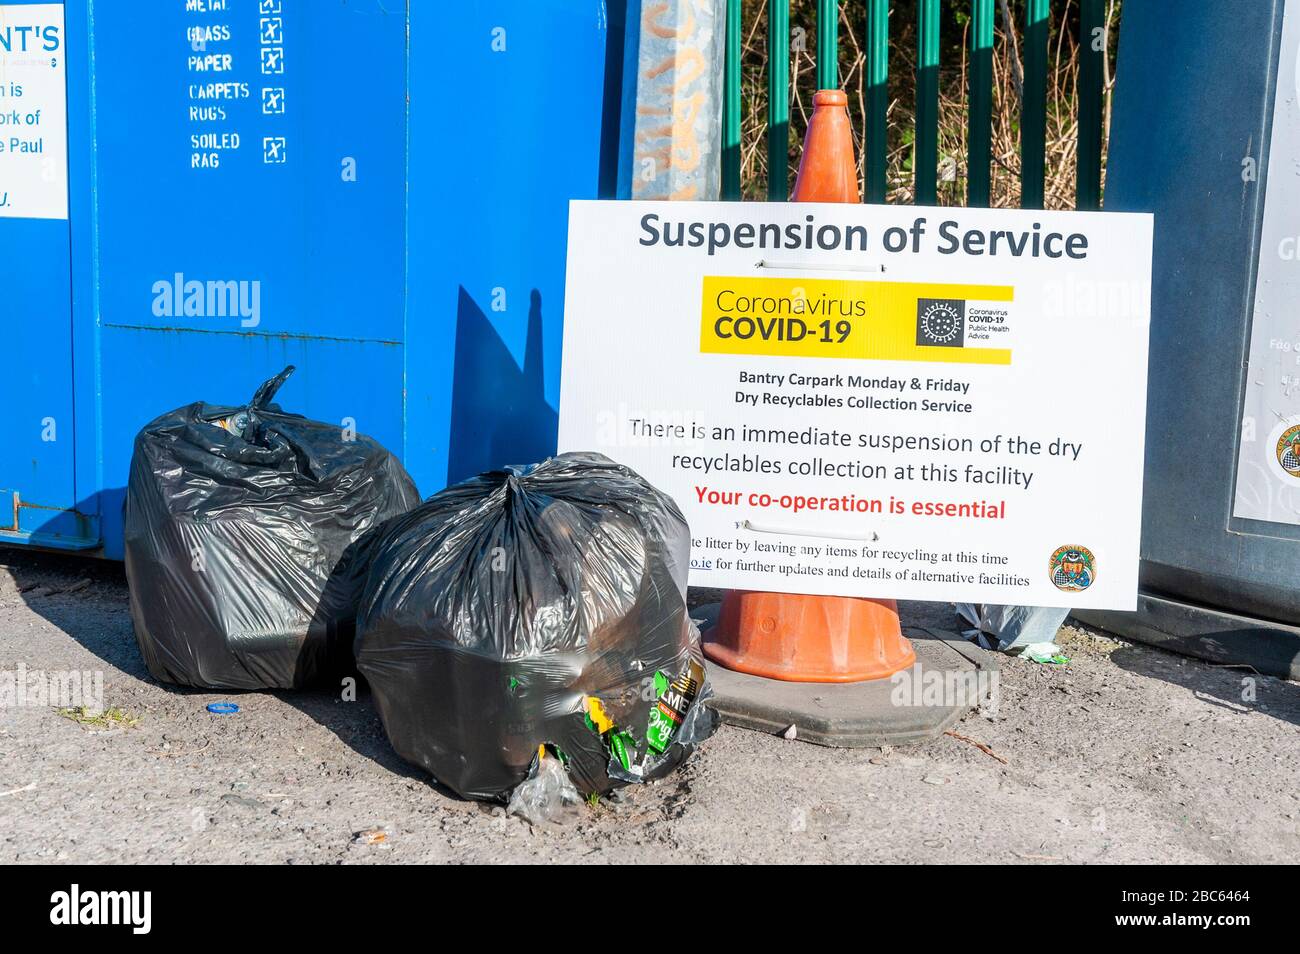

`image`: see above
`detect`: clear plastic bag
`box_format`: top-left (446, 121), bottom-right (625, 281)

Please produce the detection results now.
top-left (507, 752), bottom-right (583, 826)
top-left (955, 603), bottom-right (1069, 651)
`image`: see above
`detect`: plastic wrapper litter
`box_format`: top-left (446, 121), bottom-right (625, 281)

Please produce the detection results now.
top-left (125, 366), bottom-right (420, 690)
top-left (356, 451), bottom-right (717, 802)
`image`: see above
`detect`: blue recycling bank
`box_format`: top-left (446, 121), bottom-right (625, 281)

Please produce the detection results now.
top-left (0, 0), bottom-right (633, 558)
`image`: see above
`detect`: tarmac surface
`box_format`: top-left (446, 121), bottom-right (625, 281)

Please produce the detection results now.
top-left (2, 549), bottom-right (1297, 864)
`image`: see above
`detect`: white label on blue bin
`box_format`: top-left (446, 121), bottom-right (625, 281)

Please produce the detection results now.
top-left (1234, 2), bottom-right (1300, 526)
top-left (0, 3), bottom-right (68, 220)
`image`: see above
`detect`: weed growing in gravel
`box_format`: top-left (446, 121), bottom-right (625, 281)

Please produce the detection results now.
top-left (56, 705), bottom-right (140, 729)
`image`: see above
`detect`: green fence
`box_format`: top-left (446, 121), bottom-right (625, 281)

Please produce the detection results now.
top-left (720, 0), bottom-right (1109, 209)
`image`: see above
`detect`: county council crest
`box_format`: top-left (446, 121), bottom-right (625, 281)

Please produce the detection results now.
top-left (1049, 545), bottom-right (1096, 592)
top-left (1275, 423), bottom-right (1300, 477)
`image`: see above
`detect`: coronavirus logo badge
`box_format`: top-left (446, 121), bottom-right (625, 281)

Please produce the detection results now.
top-left (1049, 545), bottom-right (1095, 592)
top-left (915, 298), bottom-right (965, 347)
top-left (1276, 424), bottom-right (1300, 477)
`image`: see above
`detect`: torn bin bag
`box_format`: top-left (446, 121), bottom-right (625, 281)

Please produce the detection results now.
top-left (125, 366), bottom-right (420, 690)
top-left (356, 452), bottom-right (716, 801)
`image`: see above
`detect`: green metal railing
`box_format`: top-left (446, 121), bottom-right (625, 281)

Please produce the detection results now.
top-left (968, 0), bottom-right (993, 205)
top-left (1076, 0), bottom-right (1104, 209)
top-left (722, 0), bottom-right (743, 199)
top-left (720, 0), bottom-right (1109, 209)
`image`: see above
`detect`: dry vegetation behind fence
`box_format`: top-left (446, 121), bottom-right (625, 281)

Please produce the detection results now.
top-left (737, 0), bottom-right (1121, 208)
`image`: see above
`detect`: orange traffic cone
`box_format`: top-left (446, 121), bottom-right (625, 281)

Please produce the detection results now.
top-left (790, 90), bottom-right (861, 203)
top-left (703, 89), bottom-right (916, 684)
top-left (706, 592), bottom-right (914, 683)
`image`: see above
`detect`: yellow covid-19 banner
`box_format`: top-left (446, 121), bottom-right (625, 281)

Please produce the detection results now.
top-left (699, 275), bottom-right (1014, 365)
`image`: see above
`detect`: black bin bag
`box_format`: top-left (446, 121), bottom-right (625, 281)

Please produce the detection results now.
top-left (356, 452), bottom-right (717, 801)
top-left (125, 366), bottom-right (420, 690)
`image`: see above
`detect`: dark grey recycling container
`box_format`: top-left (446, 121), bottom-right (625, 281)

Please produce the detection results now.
top-left (1076, 0), bottom-right (1300, 678)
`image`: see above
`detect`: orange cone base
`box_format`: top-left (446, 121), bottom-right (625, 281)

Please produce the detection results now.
top-left (703, 591), bottom-right (917, 683)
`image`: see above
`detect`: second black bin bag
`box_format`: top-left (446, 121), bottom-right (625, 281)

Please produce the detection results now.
top-left (356, 452), bottom-right (713, 800)
top-left (125, 366), bottom-right (420, 690)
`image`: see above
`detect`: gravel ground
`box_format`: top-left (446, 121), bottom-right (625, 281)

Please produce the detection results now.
top-left (1, 549), bottom-right (1297, 864)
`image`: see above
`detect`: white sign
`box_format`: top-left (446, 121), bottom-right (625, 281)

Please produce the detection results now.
top-left (559, 200), bottom-right (1153, 610)
top-left (0, 3), bottom-right (68, 219)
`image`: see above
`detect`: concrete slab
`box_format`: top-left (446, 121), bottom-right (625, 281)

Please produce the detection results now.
top-left (693, 602), bottom-right (999, 747)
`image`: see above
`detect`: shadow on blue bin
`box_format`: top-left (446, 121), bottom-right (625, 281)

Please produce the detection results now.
top-left (447, 287), bottom-right (559, 486)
